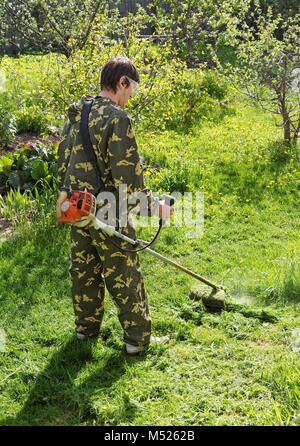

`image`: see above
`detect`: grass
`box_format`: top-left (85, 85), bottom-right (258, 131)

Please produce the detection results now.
top-left (0, 94), bottom-right (300, 425)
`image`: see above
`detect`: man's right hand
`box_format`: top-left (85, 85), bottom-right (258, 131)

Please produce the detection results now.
top-left (56, 190), bottom-right (68, 220)
top-left (156, 201), bottom-right (174, 220)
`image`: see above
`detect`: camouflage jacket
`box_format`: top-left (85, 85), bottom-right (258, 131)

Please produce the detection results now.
top-left (57, 95), bottom-right (159, 219)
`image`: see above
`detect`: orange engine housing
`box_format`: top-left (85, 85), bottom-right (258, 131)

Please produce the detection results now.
top-left (58, 190), bottom-right (96, 224)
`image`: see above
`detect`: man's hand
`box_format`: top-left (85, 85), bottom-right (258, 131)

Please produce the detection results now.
top-left (56, 191), bottom-right (95, 228)
top-left (156, 201), bottom-right (174, 220)
top-left (73, 215), bottom-right (96, 228)
top-left (56, 190), bottom-right (68, 220)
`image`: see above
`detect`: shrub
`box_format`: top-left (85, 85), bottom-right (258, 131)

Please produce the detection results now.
top-left (164, 69), bottom-right (232, 131)
top-left (15, 106), bottom-right (49, 133)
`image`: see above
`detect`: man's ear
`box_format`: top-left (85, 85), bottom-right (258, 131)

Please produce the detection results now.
top-left (120, 75), bottom-right (130, 88)
top-left (119, 76), bottom-right (126, 88)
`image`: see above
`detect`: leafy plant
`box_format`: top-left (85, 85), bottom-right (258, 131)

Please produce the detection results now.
top-left (0, 142), bottom-right (58, 192)
top-left (0, 187), bottom-right (36, 222)
top-left (15, 106), bottom-right (49, 133)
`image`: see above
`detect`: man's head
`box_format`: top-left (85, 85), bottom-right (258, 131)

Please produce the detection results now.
top-left (100, 57), bottom-right (139, 108)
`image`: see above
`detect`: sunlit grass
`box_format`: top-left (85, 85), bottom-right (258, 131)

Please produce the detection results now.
top-left (0, 96), bottom-right (300, 426)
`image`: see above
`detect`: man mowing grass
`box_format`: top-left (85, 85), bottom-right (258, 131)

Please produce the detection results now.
top-left (56, 57), bottom-right (173, 355)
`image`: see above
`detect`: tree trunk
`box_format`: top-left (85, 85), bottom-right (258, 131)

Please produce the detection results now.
top-left (279, 89), bottom-right (291, 146)
top-left (283, 116), bottom-right (291, 146)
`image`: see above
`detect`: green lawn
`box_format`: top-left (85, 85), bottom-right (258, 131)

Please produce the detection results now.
top-left (0, 101), bottom-right (300, 426)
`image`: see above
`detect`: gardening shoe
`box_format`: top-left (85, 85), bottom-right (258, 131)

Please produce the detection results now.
top-left (76, 332), bottom-right (88, 340)
top-left (76, 332), bottom-right (99, 340)
top-left (126, 336), bottom-right (170, 356)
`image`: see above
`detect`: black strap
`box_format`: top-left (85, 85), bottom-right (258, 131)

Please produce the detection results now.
top-left (80, 99), bottom-right (104, 193)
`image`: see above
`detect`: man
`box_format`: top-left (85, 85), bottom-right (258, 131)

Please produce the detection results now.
top-left (56, 57), bottom-right (173, 355)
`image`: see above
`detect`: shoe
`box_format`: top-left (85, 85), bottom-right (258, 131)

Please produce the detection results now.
top-left (76, 332), bottom-right (88, 340)
top-left (126, 336), bottom-right (170, 356)
top-left (76, 332), bottom-right (98, 340)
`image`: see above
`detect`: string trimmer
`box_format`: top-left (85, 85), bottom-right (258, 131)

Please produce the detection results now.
top-left (58, 190), bottom-right (226, 311)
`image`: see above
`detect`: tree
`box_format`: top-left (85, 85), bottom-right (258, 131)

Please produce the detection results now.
top-left (259, 0), bottom-right (299, 20)
top-left (222, 4), bottom-right (300, 147)
top-left (153, 0), bottom-right (253, 67)
top-left (0, 0), bottom-right (106, 58)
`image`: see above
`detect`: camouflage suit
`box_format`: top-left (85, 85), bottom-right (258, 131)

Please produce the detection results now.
top-left (57, 96), bottom-right (159, 346)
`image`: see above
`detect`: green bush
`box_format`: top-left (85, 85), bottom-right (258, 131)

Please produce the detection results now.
top-left (0, 142), bottom-right (58, 192)
top-left (15, 106), bottom-right (49, 133)
top-left (0, 103), bottom-right (17, 148)
top-left (165, 69), bottom-right (232, 131)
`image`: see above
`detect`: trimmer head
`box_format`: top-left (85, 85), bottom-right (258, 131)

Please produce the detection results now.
top-left (189, 284), bottom-right (226, 312)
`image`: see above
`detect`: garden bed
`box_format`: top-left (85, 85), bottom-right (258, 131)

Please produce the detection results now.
top-left (1, 132), bottom-right (61, 156)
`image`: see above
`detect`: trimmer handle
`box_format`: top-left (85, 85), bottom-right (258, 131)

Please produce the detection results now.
top-left (162, 194), bottom-right (175, 207)
top-left (159, 194), bottom-right (175, 228)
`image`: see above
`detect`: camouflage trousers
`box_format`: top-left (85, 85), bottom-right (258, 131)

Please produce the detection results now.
top-left (69, 224), bottom-right (151, 346)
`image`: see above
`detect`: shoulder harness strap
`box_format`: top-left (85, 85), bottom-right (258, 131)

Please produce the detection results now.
top-left (80, 99), bottom-right (104, 193)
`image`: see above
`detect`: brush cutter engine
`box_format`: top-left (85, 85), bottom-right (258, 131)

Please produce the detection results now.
top-left (58, 190), bottom-right (175, 252)
top-left (57, 190), bottom-right (96, 224)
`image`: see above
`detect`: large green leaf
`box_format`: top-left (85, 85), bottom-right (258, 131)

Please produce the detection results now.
top-left (16, 156), bottom-right (26, 170)
top-left (22, 182), bottom-right (35, 191)
top-left (21, 146), bottom-right (39, 158)
top-left (8, 172), bottom-right (23, 189)
top-left (19, 169), bottom-right (33, 183)
top-left (36, 145), bottom-right (50, 160)
top-left (29, 159), bottom-right (49, 180)
top-left (48, 162), bottom-right (58, 176)
top-left (0, 155), bottom-right (14, 177)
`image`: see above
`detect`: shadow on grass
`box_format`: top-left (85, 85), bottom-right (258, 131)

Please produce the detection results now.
top-left (2, 336), bottom-right (140, 426)
top-left (266, 139), bottom-right (299, 166)
top-left (165, 103), bottom-right (236, 134)
top-left (0, 223), bottom-right (70, 318)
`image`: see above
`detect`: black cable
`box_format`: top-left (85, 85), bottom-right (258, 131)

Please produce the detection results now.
top-left (103, 219), bottom-right (164, 253)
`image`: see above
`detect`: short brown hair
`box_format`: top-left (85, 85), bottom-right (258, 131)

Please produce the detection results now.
top-left (100, 57), bottom-right (139, 93)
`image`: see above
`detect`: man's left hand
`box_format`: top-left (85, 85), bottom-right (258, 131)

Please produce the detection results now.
top-left (73, 215), bottom-right (96, 228)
